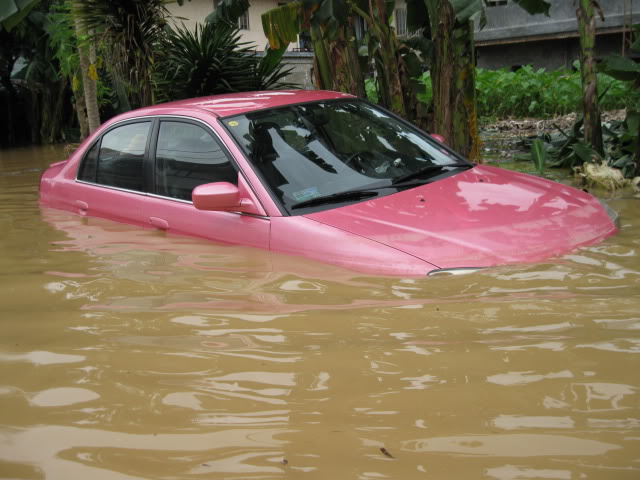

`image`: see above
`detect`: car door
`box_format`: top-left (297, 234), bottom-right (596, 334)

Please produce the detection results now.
top-left (138, 118), bottom-right (270, 249)
top-left (73, 120), bottom-right (151, 226)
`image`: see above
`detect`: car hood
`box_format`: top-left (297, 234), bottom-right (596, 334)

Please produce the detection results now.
top-left (303, 165), bottom-right (617, 269)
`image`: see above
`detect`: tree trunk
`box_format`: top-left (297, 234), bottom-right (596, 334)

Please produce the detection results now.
top-left (74, 88), bottom-right (90, 140)
top-left (576, 0), bottom-right (603, 155)
top-left (0, 51), bottom-right (17, 147)
top-left (428, 1), bottom-right (479, 160)
top-left (328, 19), bottom-right (365, 98)
top-left (311, 22), bottom-right (365, 98)
top-left (0, 74), bottom-right (16, 147)
top-left (635, 121), bottom-right (640, 175)
top-left (452, 21), bottom-right (480, 161)
top-left (310, 25), bottom-right (333, 90)
top-left (74, 15), bottom-right (101, 133)
top-left (41, 79), bottom-right (67, 144)
top-left (368, 0), bottom-right (406, 118)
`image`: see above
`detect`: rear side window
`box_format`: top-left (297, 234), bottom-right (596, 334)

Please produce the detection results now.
top-left (77, 142), bottom-right (98, 182)
top-left (154, 121), bottom-right (237, 201)
top-left (92, 122), bottom-right (150, 191)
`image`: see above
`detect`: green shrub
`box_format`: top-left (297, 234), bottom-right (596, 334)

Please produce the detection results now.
top-left (406, 65), bottom-right (639, 120)
top-left (473, 65), bottom-right (638, 118)
top-left (154, 22), bottom-right (294, 102)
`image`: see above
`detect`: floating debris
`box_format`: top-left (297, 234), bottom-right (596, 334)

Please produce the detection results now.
top-left (380, 447), bottom-right (394, 459)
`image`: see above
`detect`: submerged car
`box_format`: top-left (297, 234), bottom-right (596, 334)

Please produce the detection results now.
top-left (40, 90), bottom-right (618, 276)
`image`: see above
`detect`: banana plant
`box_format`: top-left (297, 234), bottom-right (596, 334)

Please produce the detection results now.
top-left (599, 24), bottom-right (640, 173)
top-left (0, 0), bottom-right (41, 31)
top-left (406, 0), bottom-right (551, 160)
top-left (260, 0), bottom-right (366, 100)
top-left (260, 0), bottom-right (431, 126)
top-left (576, 0), bottom-right (605, 155)
top-left (73, 0), bottom-right (171, 109)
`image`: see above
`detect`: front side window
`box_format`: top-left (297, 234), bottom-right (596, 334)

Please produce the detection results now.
top-left (154, 121), bottom-right (237, 201)
top-left (224, 100), bottom-right (467, 213)
top-left (93, 122), bottom-right (150, 191)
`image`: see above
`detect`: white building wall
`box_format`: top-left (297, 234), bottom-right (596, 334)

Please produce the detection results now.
top-left (166, 0), bottom-right (300, 51)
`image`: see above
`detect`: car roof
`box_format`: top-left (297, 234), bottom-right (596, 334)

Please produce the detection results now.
top-left (137, 90), bottom-right (356, 118)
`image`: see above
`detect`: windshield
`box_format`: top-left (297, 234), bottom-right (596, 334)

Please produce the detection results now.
top-left (223, 99), bottom-right (470, 213)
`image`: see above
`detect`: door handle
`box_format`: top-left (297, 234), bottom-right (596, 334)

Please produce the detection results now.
top-left (74, 200), bottom-right (88, 215)
top-left (149, 217), bottom-right (169, 230)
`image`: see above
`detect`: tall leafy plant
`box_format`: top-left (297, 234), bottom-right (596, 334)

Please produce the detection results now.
top-left (46, 0), bottom-right (90, 137)
top-left (261, 0), bottom-right (366, 100)
top-left (576, 0), bottom-right (604, 155)
top-left (599, 25), bottom-right (640, 174)
top-left (406, 0), bottom-right (552, 160)
top-left (73, 0), bottom-right (170, 108)
top-left (154, 22), bottom-right (295, 102)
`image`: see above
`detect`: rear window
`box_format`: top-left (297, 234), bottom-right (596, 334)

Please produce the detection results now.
top-left (78, 122), bottom-right (150, 192)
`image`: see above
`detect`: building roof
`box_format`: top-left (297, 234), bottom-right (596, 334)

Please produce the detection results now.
top-left (476, 0), bottom-right (639, 45)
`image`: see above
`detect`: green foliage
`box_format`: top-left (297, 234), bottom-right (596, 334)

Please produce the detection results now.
top-left (416, 71), bottom-right (433, 105)
top-left (463, 65), bottom-right (637, 119)
top-left (154, 22), bottom-right (295, 102)
top-left (372, 64), bottom-right (638, 122)
top-left (530, 139), bottom-right (547, 175)
top-left (205, 0), bottom-right (250, 24)
top-left (365, 77), bottom-right (378, 103)
top-left (261, 1), bottom-right (301, 50)
top-left (1, 0), bottom-right (41, 31)
top-left (74, 0), bottom-right (171, 107)
top-left (598, 55), bottom-right (640, 82)
top-left (525, 110), bottom-right (639, 179)
top-left (46, 1), bottom-right (77, 78)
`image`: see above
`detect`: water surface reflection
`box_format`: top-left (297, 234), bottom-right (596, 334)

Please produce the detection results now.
top-left (1, 146), bottom-right (639, 479)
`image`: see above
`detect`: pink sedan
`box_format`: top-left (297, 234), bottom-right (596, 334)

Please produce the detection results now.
top-left (39, 90), bottom-right (618, 276)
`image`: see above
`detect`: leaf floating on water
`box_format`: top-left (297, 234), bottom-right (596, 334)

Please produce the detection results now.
top-left (380, 447), bottom-right (394, 458)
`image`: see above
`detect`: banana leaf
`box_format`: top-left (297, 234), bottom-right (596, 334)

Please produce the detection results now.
top-left (598, 55), bottom-right (640, 82)
top-left (261, 1), bottom-right (301, 50)
top-left (205, 0), bottom-right (250, 25)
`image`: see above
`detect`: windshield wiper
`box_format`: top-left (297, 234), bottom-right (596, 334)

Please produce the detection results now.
top-left (392, 163), bottom-right (472, 185)
top-left (291, 189), bottom-right (379, 210)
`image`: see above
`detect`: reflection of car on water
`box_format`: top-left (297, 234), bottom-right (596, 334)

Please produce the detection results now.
top-left (39, 90), bottom-right (618, 276)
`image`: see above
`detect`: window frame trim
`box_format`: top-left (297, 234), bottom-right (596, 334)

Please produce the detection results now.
top-left (148, 116), bottom-right (240, 201)
top-left (237, 10), bottom-right (250, 30)
top-left (75, 114), bottom-right (267, 216)
top-left (75, 118), bottom-right (154, 194)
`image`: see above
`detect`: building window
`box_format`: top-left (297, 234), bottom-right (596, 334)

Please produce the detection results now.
top-left (395, 8), bottom-right (407, 36)
top-left (486, 0), bottom-right (508, 6)
top-left (354, 14), bottom-right (366, 41)
top-left (238, 11), bottom-right (249, 30)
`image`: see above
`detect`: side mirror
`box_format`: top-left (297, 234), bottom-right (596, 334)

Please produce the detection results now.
top-left (431, 134), bottom-right (445, 144)
top-left (192, 182), bottom-right (255, 213)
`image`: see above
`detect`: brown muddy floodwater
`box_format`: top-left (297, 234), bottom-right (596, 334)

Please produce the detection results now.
top-left (1, 145), bottom-right (639, 480)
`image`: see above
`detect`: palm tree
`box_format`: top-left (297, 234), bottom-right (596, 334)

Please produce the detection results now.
top-left (73, 0), bottom-right (170, 109)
